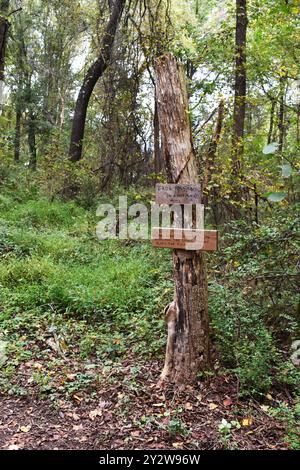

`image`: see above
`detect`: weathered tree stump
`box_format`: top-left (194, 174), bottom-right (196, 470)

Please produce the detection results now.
top-left (155, 53), bottom-right (211, 384)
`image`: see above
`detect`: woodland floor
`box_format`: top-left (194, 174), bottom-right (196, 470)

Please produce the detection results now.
top-left (0, 359), bottom-right (290, 451)
top-left (0, 196), bottom-right (298, 451)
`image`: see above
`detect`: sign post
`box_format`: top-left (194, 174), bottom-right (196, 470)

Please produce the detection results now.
top-left (152, 183), bottom-right (218, 253)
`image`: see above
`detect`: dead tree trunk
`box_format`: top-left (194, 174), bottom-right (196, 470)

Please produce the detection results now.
top-left (155, 53), bottom-right (211, 384)
top-left (69, 0), bottom-right (125, 162)
top-left (232, 0), bottom-right (248, 177)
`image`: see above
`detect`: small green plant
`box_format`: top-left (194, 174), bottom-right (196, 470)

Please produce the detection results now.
top-left (218, 418), bottom-right (232, 436)
top-left (270, 401), bottom-right (300, 450)
top-left (218, 419), bottom-right (241, 449)
top-left (167, 417), bottom-right (189, 437)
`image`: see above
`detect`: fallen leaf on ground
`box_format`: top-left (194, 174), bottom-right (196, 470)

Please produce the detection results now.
top-left (242, 417), bottom-right (253, 427)
top-left (98, 401), bottom-right (109, 409)
top-left (67, 374), bottom-right (76, 381)
top-left (89, 409), bottom-right (103, 421)
top-left (185, 402), bottom-right (193, 410)
top-left (208, 403), bottom-right (219, 410)
top-left (172, 442), bottom-right (184, 449)
top-left (72, 395), bottom-right (82, 403)
top-left (20, 425), bottom-right (31, 433)
top-left (261, 405), bottom-right (270, 412)
top-left (223, 397), bottom-right (233, 407)
top-left (73, 424), bottom-right (83, 431)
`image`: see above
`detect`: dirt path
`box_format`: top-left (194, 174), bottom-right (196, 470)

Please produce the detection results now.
top-left (0, 368), bottom-right (289, 450)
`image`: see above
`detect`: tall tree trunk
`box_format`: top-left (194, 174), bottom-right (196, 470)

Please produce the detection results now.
top-left (232, 0), bottom-right (248, 177)
top-left (0, 0), bottom-right (9, 107)
top-left (69, 0), bottom-right (125, 162)
top-left (278, 73), bottom-right (287, 155)
top-left (267, 98), bottom-right (276, 145)
top-left (0, 0), bottom-right (9, 80)
top-left (155, 53), bottom-right (211, 384)
top-left (203, 100), bottom-right (225, 205)
top-left (154, 94), bottom-right (161, 175)
top-left (28, 112), bottom-right (37, 170)
top-left (297, 101), bottom-right (300, 148)
top-left (14, 105), bottom-right (21, 162)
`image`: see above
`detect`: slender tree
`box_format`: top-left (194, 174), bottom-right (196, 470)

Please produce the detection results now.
top-left (0, 0), bottom-right (9, 105)
top-left (203, 99), bottom-right (225, 205)
top-left (14, 104), bottom-right (21, 161)
top-left (28, 109), bottom-right (37, 170)
top-left (69, 0), bottom-right (126, 162)
top-left (11, 14), bottom-right (37, 167)
top-left (267, 97), bottom-right (276, 145)
top-left (154, 93), bottom-right (161, 175)
top-left (232, 0), bottom-right (248, 177)
top-left (278, 71), bottom-right (287, 155)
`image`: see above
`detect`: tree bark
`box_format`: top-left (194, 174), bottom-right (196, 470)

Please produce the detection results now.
top-left (297, 101), bottom-right (300, 148)
top-left (0, 0), bottom-right (9, 110)
top-left (0, 0), bottom-right (9, 82)
top-left (267, 97), bottom-right (276, 145)
top-left (155, 53), bottom-right (211, 384)
top-left (154, 93), bottom-right (161, 175)
top-left (69, 0), bottom-right (125, 162)
top-left (14, 105), bottom-right (21, 162)
top-left (278, 73), bottom-right (287, 155)
top-left (203, 99), bottom-right (224, 205)
top-left (28, 111), bottom-right (37, 170)
top-left (232, 0), bottom-right (248, 177)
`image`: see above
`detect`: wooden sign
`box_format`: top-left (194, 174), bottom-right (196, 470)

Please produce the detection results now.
top-left (152, 228), bottom-right (218, 251)
top-left (156, 184), bottom-right (201, 205)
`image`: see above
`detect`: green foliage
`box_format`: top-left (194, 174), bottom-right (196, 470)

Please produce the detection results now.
top-left (1, 199), bottom-right (87, 229)
top-left (167, 417), bottom-right (189, 437)
top-left (210, 284), bottom-right (275, 395)
top-left (208, 206), bottom-right (300, 396)
top-left (266, 192), bottom-right (286, 202)
top-left (0, 190), bottom-right (172, 382)
top-left (270, 400), bottom-right (300, 450)
top-left (263, 143), bottom-right (279, 155)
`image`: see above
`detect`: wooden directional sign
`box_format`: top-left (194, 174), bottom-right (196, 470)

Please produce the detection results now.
top-left (156, 184), bottom-right (201, 205)
top-left (152, 228), bottom-right (218, 251)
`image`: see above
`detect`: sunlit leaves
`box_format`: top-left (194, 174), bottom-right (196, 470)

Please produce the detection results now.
top-left (266, 192), bottom-right (286, 202)
top-left (280, 164), bottom-right (292, 178)
top-left (263, 142), bottom-right (279, 155)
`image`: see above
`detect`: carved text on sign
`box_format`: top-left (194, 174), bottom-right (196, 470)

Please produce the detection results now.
top-left (156, 184), bottom-right (201, 205)
top-left (152, 228), bottom-right (218, 251)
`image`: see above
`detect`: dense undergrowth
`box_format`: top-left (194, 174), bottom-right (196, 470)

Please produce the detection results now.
top-left (0, 168), bottom-right (299, 446)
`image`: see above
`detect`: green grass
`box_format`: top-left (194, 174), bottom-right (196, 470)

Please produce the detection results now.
top-left (0, 193), bottom-right (173, 374)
